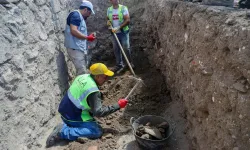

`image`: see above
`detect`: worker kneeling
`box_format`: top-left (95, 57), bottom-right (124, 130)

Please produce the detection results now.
top-left (46, 63), bottom-right (128, 147)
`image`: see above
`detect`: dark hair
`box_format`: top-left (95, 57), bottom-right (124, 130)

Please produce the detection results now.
top-left (79, 6), bottom-right (91, 11)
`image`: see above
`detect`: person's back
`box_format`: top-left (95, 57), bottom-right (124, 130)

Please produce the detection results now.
top-left (46, 63), bottom-right (128, 148)
top-left (59, 74), bottom-right (99, 122)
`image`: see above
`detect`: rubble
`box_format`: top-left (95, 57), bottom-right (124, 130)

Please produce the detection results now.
top-left (135, 122), bottom-right (169, 140)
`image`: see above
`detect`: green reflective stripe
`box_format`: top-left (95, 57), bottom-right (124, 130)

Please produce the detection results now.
top-left (67, 90), bottom-right (85, 109)
top-left (68, 75), bottom-right (89, 102)
top-left (60, 114), bottom-right (94, 122)
top-left (81, 110), bottom-right (93, 121)
top-left (108, 4), bottom-right (129, 31)
top-left (67, 74), bottom-right (99, 122)
top-left (80, 87), bottom-right (99, 106)
top-left (108, 7), bottom-right (112, 19)
top-left (68, 85), bottom-right (98, 110)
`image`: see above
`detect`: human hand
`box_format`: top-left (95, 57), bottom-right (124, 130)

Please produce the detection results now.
top-left (107, 20), bottom-right (112, 27)
top-left (112, 26), bottom-right (120, 33)
top-left (90, 32), bottom-right (96, 37)
top-left (118, 99), bottom-right (128, 108)
top-left (86, 33), bottom-right (95, 42)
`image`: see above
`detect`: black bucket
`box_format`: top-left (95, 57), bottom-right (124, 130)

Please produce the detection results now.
top-left (130, 115), bottom-right (174, 150)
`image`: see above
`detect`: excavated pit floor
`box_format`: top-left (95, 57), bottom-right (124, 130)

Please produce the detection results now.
top-left (1, 0), bottom-right (250, 150)
top-left (46, 58), bottom-right (191, 150)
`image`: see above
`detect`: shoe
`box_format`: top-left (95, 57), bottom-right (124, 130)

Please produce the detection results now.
top-left (111, 66), bottom-right (123, 73)
top-left (116, 66), bottom-right (127, 74)
top-left (46, 124), bottom-right (63, 148)
top-left (124, 63), bottom-right (135, 70)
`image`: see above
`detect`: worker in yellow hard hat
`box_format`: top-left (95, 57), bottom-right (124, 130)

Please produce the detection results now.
top-left (46, 63), bottom-right (128, 147)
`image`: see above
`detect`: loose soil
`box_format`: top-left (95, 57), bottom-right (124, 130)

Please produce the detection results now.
top-left (47, 57), bottom-right (190, 150)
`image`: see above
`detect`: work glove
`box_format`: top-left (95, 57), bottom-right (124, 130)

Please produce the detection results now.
top-left (86, 33), bottom-right (95, 42)
top-left (112, 26), bottom-right (120, 33)
top-left (118, 99), bottom-right (128, 108)
top-left (107, 20), bottom-right (112, 27)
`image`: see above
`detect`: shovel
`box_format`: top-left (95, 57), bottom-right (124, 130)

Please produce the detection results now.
top-left (108, 20), bottom-right (136, 76)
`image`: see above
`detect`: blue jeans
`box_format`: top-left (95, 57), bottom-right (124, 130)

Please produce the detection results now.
top-left (59, 117), bottom-right (103, 141)
top-left (112, 31), bottom-right (132, 68)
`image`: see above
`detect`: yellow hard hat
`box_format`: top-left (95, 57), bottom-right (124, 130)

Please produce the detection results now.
top-left (90, 63), bottom-right (114, 76)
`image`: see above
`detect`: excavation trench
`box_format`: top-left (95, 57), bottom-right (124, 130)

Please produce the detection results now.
top-left (61, 38), bottom-right (187, 150)
top-left (1, 0), bottom-right (250, 150)
top-left (59, 1), bottom-right (250, 150)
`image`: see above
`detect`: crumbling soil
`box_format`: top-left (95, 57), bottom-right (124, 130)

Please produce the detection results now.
top-left (49, 61), bottom-right (190, 150)
top-left (48, 0), bottom-right (250, 150)
top-left (1, 0), bottom-right (249, 150)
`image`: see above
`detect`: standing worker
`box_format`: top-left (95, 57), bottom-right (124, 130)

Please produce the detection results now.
top-left (107, 0), bottom-right (134, 74)
top-left (64, 0), bottom-right (96, 76)
top-left (46, 63), bottom-right (128, 147)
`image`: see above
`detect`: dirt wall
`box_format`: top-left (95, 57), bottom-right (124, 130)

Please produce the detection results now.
top-left (79, 0), bottom-right (250, 149)
top-left (1, 0), bottom-right (250, 149)
top-left (134, 1), bottom-right (250, 149)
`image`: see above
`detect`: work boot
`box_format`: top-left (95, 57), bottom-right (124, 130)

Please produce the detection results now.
top-left (112, 66), bottom-right (124, 73)
top-left (116, 64), bottom-right (135, 74)
top-left (116, 66), bottom-right (127, 74)
top-left (124, 63), bottom-right (135, 70)
top-left (46, 124), bottom-right (63, 148)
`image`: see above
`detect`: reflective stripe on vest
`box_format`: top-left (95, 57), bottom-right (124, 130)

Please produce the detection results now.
top-left (67, 87), bottom-right (99, 110)
top-left (68, 74), bottom-right (99, 121)
top-left (107, 4), bottom-right (129, 32)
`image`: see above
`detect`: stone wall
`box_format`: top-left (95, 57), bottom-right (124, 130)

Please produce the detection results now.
top-left (0, 0), bottom-right (70, 149)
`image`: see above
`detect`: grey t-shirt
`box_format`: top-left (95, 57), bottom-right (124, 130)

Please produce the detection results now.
top-left (87, 92), bottom-right (120, 117)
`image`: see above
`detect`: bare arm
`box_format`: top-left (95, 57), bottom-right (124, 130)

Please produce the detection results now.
top-left (120, 14), bottom-right (130, 29)
top-left (70, 24), bottom-right (87, 39)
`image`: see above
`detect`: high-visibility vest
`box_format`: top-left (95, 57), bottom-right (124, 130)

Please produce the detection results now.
top-left (107, 4), bottom-right (129, 32)
top-left (67, 74), bottom-right (99, 121)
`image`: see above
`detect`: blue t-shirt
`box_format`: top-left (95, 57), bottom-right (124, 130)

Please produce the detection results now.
top-left (67, 11), bottom-right (81, 26)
